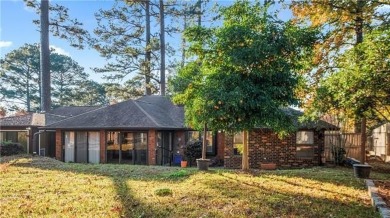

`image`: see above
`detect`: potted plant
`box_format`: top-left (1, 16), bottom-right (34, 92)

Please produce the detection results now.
top-left (353, 164), bottom-right (372, 178)
top-left (196, 123), bottom-right (211, 171)
top-left (180, 156), bottom-right (188, 168)
top-left (260, 157), bottom-right (277, 170)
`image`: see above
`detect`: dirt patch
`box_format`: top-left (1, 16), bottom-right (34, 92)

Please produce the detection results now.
top-left (373, 180), bottom-right (390, 207)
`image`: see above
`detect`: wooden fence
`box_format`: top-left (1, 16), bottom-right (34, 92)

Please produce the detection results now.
top-left (324, 132), bottom-right (361, 162)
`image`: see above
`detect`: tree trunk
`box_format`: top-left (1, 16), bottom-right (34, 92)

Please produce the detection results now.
top-left (181, 9), bottom-right (187, 68)
top-left (145, 0), bottom-right (152, 95)
top-left (197, 0), bottom-right (201, 27)
top-left (159, 0), bottom-right (166, 96)
top-left (26, 68), bottom-right (31, 112)
top-left (360, 117), bottom-right (367, 163)
top-left (242, 130), bottom-right (249, 170)
top-left (202, 123), bottom-right (207, 159)
top-left (40, 0), bottom-right (51, 112)
top-left (356, 0), bottom-right (366, 163)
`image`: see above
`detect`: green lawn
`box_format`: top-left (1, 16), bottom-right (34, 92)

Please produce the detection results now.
top-left (1, 155), bottom-right (387, 218)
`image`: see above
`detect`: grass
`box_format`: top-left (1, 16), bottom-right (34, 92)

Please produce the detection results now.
top-left (1, 155), bottom-right (388, 218)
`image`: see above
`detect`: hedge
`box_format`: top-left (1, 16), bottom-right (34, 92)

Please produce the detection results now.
top-left (0, 142), bottom-right (25, 156)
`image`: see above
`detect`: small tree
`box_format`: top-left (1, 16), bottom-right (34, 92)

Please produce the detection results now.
top-left (172, 0), bottom-right (318, 170)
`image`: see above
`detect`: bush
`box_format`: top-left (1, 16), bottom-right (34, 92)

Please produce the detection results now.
top-left (184, 141), bottom-right (202, 167)
top-left (331, 146), bottom-right (346, 166)
top-left (0, 142), bottom-right (25, 156)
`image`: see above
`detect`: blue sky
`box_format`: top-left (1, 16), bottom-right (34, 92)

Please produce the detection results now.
top-left (0, 0), bottom-right (114, 82)
top-left (0, 0), bottom-right (293, 83)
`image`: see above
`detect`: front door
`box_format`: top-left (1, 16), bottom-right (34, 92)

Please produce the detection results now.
top-left (157, 131), bottom-right (173, 166)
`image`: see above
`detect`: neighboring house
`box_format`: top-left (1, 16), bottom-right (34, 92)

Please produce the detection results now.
top-left (369, 123), bottom-right (390, 161)
top-left (42, 95), bottom-right (338, 168)
top-left (0, 106), bottom-right (99, 157)
top-left (0, 113), bottom-right (45, 154)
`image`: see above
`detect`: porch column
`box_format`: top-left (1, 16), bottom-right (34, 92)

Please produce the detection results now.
top-left (217, 132), bottom-right (225, 160)
top-left (148, 129), bottom-right (157, 165)
top-left (55, 129), bottom-right (62, 161)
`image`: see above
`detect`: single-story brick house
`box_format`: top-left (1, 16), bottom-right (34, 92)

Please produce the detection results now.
top-left (0, 106), bottom-right (99, 157)
top-left (40, 95), bottom-right (338, 168)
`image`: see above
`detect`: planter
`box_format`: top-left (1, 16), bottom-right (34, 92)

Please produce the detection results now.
top-left (181, 160), bottom-right (188, 168)
top-left (196, 159), bottom-right (210, 171)
top-left (353, 164), bottom-right (372, 178)
top-left (260, 163), bottom-right (277, 170)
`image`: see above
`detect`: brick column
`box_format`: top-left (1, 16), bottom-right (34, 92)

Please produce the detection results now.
top-left (100, 130), bottom-right (106, 163)
top-left (217, 132), bottom-right (225, 160)
top-left (55, 129), bottom-right (62, 161)
top-left (148, 129), bottom-right (157, 165)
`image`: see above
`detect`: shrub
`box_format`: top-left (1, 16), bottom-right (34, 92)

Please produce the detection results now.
top-left (331, 146), bottom-right (346, 166)
top-left (183, 141), bottom-right (202, 167)
top-left (0, 142), bottom-right (25, 156)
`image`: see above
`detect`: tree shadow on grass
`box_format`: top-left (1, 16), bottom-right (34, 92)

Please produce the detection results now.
top-left (5, 156), bottom-right (194, 217)
top-left (202, 172), bottom-right (379, 218)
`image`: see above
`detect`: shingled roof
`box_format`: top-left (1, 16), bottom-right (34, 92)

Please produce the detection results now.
top-left (44, 96), bottom-right (185, 130)
top-left (0, 113), bottom-right (35, 127)
top-left (0, 106), bottom-right (100, 127)
top-left (43, 95), bottom-right (337, 131)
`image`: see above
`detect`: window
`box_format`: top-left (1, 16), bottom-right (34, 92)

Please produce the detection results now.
top-left (187, 131), bottom-right (200, 143)
top-left (0, 131), bottom-right (28, 153)
top-left (296, 131), bottom-right (314, 144)
top-left (233, 132), bottom-right (243, 155)
top-left (296, 131), bottom-right (314, 158)
top-left (186, 131), bottom-right (216, 155)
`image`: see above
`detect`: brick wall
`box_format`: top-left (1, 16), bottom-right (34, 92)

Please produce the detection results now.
top-left (55, 129), bottom-right (62, 161)
top-left (224, 133), bottom-right (243, 168)
top-left (99, 130), bottom-right (106, 163)
top-left (224, 129), bottom-right (324, 169)
top-left (148, 129), bottom-right (156, 165)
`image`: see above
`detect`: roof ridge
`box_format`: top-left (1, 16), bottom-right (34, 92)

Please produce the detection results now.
top-left (132, 100), bottom-right (161, 127)
top-left (45, 105), bottom-right (107, 127)
top-left (44, 113), bottom-right (68, 118)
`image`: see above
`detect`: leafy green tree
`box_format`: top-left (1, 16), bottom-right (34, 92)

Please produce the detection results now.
top-left (308, 28), bottom-right (390, 126)
top-left (291, 0), bottom-right (390, 162)
top-left (70, 80), bottom-right (108, 106)
top-left (104, 76), bottom-right (157, 102)
top-left (290, 0), bottom-right (389, 88)
top-left (24, 0), bottom-right (89, 49)
top-left (0, 44), bottom-right (103, 110)
top-left (50, 54), bottom-right (89, 107)
top-left (93, 0), bottom-right (160, 95)
top-left (0, 44), bottom-right (41, 111)
top-left (172, 0), bottom-right (317, 170)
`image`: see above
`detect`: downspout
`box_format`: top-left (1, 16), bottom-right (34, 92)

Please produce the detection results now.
top-left (33, 129), bottom-right (56, 155)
